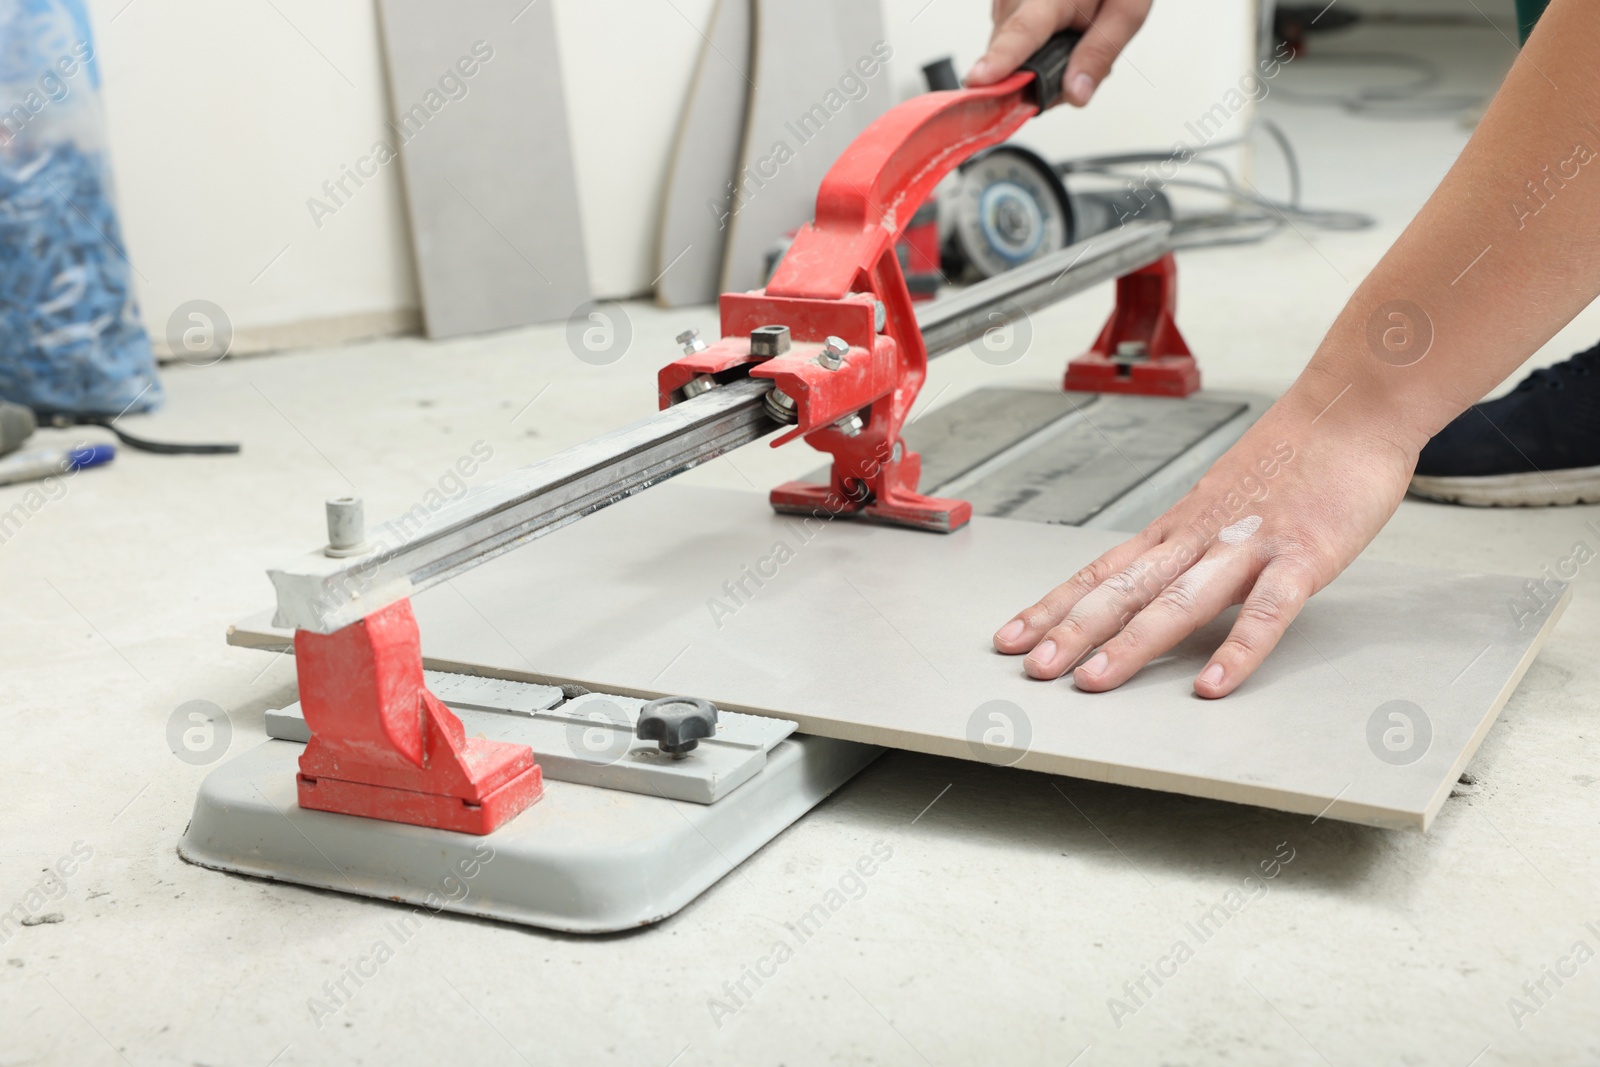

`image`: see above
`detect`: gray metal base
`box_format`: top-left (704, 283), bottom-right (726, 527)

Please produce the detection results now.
top-left (178, 734), bottom-right (881, 933)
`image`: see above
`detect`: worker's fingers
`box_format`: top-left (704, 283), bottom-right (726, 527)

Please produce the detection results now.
top-left (1016, 539), bottom-right (1204, 680)
top-left (966, 0), bottom-right (1069, 86)
top-left (1193, 562), bottom-right (1318, 699)
top-left (991, 0), bottom-right (1023, 28)
top-left (992, 527), bottom-right (1161, 655)
top-left (1063, 0), bottom-right (1153, 106)
top-left (1072, 546), bottom-right (1256, 692)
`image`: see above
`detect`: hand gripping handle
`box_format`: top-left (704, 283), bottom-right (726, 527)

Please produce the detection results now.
top-left (1017, 29), bottom-right (1084, 111)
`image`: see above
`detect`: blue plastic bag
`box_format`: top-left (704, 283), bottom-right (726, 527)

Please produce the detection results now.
top-left (0, 0), bottom-right (161, 415)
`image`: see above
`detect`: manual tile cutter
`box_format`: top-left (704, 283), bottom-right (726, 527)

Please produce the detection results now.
top-left (180, 32), bottom-right (1216, 932)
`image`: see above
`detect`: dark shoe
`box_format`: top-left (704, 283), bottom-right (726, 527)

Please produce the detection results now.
top-left (1410, 341), bottom-right (1600, 506)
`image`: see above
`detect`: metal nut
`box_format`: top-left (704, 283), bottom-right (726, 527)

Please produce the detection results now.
top-left (676, 328), bottom-right (709, 355)
top-left (833, 412), bottom-right (865, 437)
top-left (851, 293), bottom-right (887, 332)
top-left (1114, 340), bottom-right (1149, 362)
top-left (682, 375), bottom-right (718, 400)
top-left (750, 325), bottom-right (791, 358)
top-left (817, 336), bottom-right (849, 371)
top-left (763, 388), bottom-right (799, 424)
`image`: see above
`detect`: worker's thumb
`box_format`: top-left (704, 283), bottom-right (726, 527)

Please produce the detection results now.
top-left (1062, 2), bottom-right (1149, 106)
top-left (1062, 43), bottom-right (1116, 105)
top-left (965, 0), bottom-right (1058, 86)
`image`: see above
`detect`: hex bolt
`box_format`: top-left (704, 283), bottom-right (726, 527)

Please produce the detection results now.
top-left (749, 324), bottom-right (791, 358)
top-left (833, 411), bottom-right (865, 437)
top-left (676, 328), bottom-right (709, 355)
top-left (846, 293), bottom-right (887, 333)
top-left (1115, 340), bottom-right (1149, 362)
top-left (682, 374), bottom-right (718, 399)
top-left (817, 336), bottom-right (849, 371)
top-left (763, 387), bottom-right (799, 424)
top-left (324, 496), bottom-right (368, 558)
top-left (891, 440), bottom-right (904, 464)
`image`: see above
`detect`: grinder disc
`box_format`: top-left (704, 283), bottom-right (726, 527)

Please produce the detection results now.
top-left (947, 145), bottom-right (1075, 279)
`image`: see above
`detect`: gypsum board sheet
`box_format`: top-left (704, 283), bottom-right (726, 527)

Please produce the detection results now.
top-left (377, 0), bottom-right (590, 337)
top-left (229, 485), bottom-right (1569, 831)
top-left (718, 0), bottom-right (889, 293)
top-left (654, 0), bottom-right (753, 307)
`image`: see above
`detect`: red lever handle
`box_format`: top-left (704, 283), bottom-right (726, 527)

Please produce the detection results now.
top-left (767, 27), bottom-right (1081, 301)
top-left (767, 74), bottom-right (1037, 302)
top-left (663, 31), bottom-right (1088, 533)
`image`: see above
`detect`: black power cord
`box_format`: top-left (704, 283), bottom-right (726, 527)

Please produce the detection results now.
top-left (1273, 5), bottom-right (1492, 118)
top-left (39, 412), bottom-right (241, 455)
top-left (1273, 50), bottom-right (1486, 118)
top-left (1057, 118), bottom-right (1375, 251)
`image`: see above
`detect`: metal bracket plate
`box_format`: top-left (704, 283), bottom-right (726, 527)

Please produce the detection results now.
top-left (265, 671), bottom-right (798, 805)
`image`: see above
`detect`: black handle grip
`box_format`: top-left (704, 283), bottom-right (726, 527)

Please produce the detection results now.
top-left (922, 56), bottom-right (961, 93)
top-left (1017, 29), bottom-right (1083, 111)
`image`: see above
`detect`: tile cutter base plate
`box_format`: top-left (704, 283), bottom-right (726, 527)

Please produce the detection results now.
top-left (180, 733), bottom-right (880, 934)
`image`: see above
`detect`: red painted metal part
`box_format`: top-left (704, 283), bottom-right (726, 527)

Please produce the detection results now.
top-left (294, 599), bottom-right (543, 834)
top-left (660, 73), bottom-right (1044, 533)
top-left (1063, 253), bottom-right (1199, 397)
top-left (897, 200), bottom-right (941, 302)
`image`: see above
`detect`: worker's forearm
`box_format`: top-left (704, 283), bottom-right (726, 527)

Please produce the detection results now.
top-left (1286, 0), bottom-right (1600, 453)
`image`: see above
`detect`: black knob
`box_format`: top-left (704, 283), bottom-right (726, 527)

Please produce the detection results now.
top-left (636, 697), bottom-right (719, 758)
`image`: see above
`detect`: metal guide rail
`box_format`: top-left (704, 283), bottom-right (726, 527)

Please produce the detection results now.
top-left (270, 220), bottom-right (1173, 635)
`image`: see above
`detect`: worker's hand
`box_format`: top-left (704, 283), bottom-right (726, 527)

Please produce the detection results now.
top-left (991, 384), bottom-right (1418, 697)
top-left (966, 0), bottom-right (1154, 107)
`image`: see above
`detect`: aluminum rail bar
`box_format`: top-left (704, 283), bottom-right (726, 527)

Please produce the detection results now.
top-left (915, 219), bottom-right (1171, 357)
top-left (269, 378), bottom-right (780, 633)
top-left (270, 221), bottom-right (1176, 633)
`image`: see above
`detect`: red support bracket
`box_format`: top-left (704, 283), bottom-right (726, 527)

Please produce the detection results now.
top-left (1063, 253), bottom-right (1199, 397)
top-left (293, 599), bottom-right (543, 834)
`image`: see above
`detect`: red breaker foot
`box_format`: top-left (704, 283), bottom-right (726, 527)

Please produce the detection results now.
top-left (293, 599), bottom-right (543, 835)
top-left (769, 479), bottom-right (972, 533)
top-left (769, 442), bottom-right (971, 533)
top-left (1063, 253), bottom-right (1200, 398)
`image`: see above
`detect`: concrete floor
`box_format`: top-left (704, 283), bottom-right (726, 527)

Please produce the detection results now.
top-left (6, 19), bottom-right (1600, 1067)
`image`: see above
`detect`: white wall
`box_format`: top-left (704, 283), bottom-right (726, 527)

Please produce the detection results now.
top-left (554, 0), bottom-right (716, 299)
top-left (90, 0), bottom-right (417, 355)
top-left (86, 0), bottom-right (1258, 354)
top-left (881, 0), bottom-right (1258, 168)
